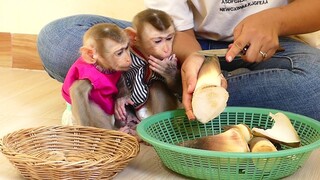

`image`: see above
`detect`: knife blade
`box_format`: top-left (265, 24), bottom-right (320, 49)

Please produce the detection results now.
top-left (198, 48), bottom-right (241, 57)
top-left (198, 46), bottom-right (285, 57)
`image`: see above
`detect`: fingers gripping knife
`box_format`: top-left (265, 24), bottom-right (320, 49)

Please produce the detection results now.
top-left (191, 50), bottom-right (229, 124)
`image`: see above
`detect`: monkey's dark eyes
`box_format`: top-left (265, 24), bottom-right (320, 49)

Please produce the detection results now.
top-left (154, 40), bottom-right (161, 44)
top-left (166, 37), bottom-right (173, 41)
top-left (116, 50), bottom-right (123, 56)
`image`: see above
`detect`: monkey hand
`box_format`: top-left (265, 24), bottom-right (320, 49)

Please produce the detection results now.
top-left (114, 96), bottom-right (134, 121)
top-left (148, 54), bottom-right (179, 85)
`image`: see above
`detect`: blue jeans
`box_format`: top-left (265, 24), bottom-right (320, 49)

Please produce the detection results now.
top-left (37, 14), bottom-right (320, 120)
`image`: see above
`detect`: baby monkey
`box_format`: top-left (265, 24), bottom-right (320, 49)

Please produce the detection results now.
top-left (61, 23), bottom-right (131, 129)
top-left (114, 9), bottom-right (182, 135)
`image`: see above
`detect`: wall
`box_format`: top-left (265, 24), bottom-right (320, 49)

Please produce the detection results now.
top-left (0, 0), bottom-right (145, 69)
top-left (0, 0), bottom-right (145, 34)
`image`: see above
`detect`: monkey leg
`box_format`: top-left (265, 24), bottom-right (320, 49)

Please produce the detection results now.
top-left (87, 101), bottom-right (115, 129)
top-left (72, 99), bottom-right (115, 129)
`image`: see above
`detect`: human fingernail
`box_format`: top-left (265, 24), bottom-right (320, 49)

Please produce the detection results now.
top-left (226, 56), bottom-right (233, 62)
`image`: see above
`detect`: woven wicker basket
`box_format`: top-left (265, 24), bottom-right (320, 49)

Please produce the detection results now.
top-left (0, 125), bottom-right (140, 180)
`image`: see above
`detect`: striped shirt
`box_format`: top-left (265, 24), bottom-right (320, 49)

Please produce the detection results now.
top-left (124, 48), bottom-right (165, 109)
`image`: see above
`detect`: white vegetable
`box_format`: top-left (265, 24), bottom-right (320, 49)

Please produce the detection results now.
top-left (252, 112), bottom-right (301, 147)
top-left (192, 56), bottom-right (229, 123)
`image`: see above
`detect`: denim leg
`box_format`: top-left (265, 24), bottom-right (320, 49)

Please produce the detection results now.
top-left (37, 14), bottom-right (131, 82)
top-left (198, 37), bottom-right (320, 120)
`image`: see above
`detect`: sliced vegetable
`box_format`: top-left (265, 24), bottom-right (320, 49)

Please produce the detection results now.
top-left (249, 137), bottom-right (278, 153)
top-left (223, 124), bottom-right (253, 143)
top-left (252, 112), bottom-right (301, 147)
top-left (192, 56), bottom-right (229, 123)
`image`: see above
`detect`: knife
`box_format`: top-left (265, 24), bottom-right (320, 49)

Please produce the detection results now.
top-left (198, 46), bottom-right (285, 57)
top-left (198, 48), bottom-right (238, 57)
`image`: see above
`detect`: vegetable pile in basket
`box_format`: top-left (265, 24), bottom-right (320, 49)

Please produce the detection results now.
top-left (178, 112), bottom-right (301, 153)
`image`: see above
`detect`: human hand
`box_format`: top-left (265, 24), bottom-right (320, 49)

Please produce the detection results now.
top-left (226, 10), bottom-right (281, 63)
top-left (180, 53), bottom-right (205, 120)
top-left (148, 54), bottom-right (178, 81)
top-left (114, 96), bottom-right (134, 121)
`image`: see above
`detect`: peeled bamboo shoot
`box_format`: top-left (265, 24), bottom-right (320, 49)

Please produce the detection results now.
top-left (223, 124), bottom-right (253, 143)
top-left (249, 137), bottom-right (277, 152)
top-left (178, 128), bottom-right (249, 152)
top-left (192, 56), bottom-right (229, 123)
top-left (252, 112), bottom-right (301, 147)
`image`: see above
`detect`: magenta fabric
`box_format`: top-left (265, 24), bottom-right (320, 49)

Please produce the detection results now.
top-left (62, 57), bottom-right (122, 115)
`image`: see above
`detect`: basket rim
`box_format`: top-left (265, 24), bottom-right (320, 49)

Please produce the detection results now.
top-left (0, 125), bottom-right (140, 165)
top-left (137, 106), bottom-right (320, 158)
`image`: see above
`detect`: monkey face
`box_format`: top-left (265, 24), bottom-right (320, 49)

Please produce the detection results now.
top-left (138, 23), bottom-right (175, 60)
top-left (96, 39), bottom-right (132, 71)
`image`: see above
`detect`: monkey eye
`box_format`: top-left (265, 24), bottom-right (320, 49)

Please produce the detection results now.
top-left (166, 37), bottom-right (173, 41)
top-left (114, 49), bottom-right (125, 56)
top-left (166, 34), bottom-right (175, 41)
top-left (154, 39), bottom-right (162, 44)
top-left (116, 50), bottom-right (123, 56)
top-left (115, 44), bottom-right (129, 56)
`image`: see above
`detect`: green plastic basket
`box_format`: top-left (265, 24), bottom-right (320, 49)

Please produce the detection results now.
top-left (137, 107), bottom-right (320, 180)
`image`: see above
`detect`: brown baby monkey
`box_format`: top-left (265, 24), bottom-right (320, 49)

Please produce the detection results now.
top-left (61, 23), bottom-right (131, 129)
top-left (114, 9), bottom-right (182, 135)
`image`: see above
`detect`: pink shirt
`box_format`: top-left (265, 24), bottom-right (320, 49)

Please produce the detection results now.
top-left (62, 57), bottom-right (122, 115)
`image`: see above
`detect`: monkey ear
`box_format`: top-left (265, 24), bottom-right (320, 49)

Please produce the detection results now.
top-left (80, 46), bottom-right (97, 64)
top-left (124, 27), bottom-right (137, 42)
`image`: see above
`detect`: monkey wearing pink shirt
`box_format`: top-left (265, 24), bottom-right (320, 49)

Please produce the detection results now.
top-left (61, 23), bottom-right (131, 129)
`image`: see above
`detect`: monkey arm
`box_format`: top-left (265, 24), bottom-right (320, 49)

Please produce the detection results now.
top-left (114, 75), bottom-right (134, 121)
top-left (164, 68), bottom-right (182, 95)
top-left (69, 79), bottom-right (115, 129)
top-left (116, 75), bottom-right (131, 99)
top-left (162, 70), bottom-right (183, 105)
top-left (69, 79), bottom-right (94, 126)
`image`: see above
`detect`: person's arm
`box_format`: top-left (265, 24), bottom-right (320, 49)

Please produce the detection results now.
top-left (278, 0), bottom-right (320, 36)
top-left (226, 0), bottom-right (320, 63)
top-left (172, 29), bottom-right (206, 120)
top-left (173, 30), bottom-right (203, 64)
